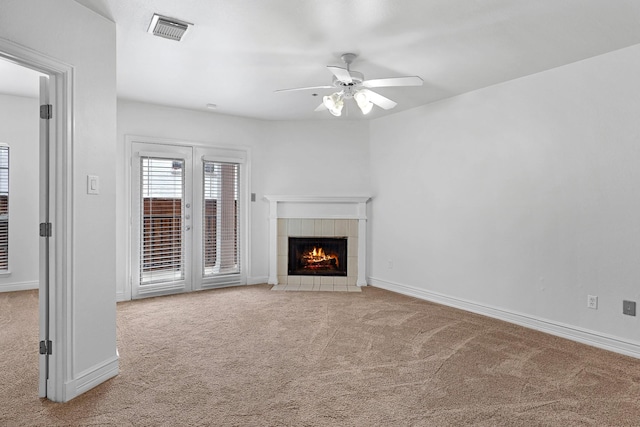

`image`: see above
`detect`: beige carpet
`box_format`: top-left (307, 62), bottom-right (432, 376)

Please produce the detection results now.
top-left (2, 285), bottom-right (640, 426)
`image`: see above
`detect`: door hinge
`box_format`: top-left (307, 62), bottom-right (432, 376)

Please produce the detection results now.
top-left (39, 222), bottom-right (52, 237)
top-left (40, 104), bottom-right (52, 119)
top-left (39, 340), bottom-right (52, 355)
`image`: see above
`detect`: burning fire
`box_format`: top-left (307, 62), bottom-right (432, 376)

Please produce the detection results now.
top-left (302, 246), bottom-right (339, 269)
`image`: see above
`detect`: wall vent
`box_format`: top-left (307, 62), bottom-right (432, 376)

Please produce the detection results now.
top-left (147, 14), bottom-right (192, 42)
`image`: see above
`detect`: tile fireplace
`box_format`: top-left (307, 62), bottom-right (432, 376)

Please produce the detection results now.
top-left (265, 196), bottom-right (371, 287)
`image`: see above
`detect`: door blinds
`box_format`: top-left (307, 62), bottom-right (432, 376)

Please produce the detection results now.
top-left (0, 146), bottom-right (8, 271)
top-left (203, 161), bottom-right (239, 278)
top-left (140, 157), bottom-right (185, 284)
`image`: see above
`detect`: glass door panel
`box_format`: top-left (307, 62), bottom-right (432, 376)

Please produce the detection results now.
top-left (132, 143), bottom-right (192, 298)
top-left (202, 161), bottom-right (240, 277)
top-left (140, 157), bottom-right (185, 284)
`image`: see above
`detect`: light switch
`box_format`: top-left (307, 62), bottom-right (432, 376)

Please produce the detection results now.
top-left (87, 175), bottom-right (99, 195)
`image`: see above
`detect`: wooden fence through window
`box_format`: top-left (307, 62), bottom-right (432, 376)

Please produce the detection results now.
top-left (142, 198), bottom-right (237, 273)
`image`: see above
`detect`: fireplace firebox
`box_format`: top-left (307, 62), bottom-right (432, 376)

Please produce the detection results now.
top-left (288, 237), bottom-right (347, 276)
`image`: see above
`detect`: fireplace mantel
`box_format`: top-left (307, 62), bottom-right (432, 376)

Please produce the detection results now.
top-left (265, 195), bottom-right (371, 286)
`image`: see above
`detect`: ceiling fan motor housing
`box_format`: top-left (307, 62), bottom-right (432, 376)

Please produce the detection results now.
top-left (333, 71), bottom-right (364, 98)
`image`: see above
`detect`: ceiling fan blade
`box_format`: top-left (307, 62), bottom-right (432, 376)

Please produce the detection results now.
top-left (327, 66), bottom-right (352, 83)
top-left (275, 85), bottom-right (333, 93)
top-left (360, 89), bottom-right (397, 110)
top-left (363, 76), bottom-right (423, 88)
top-left (314, 102), bottom-right (327, 112)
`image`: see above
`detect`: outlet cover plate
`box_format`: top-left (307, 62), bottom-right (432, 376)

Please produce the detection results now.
top-left (623, 300), bottom-right (636, 316)
top-left (587, 295), bottom-right (598, 309)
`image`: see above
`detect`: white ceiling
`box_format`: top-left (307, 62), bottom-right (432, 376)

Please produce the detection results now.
top-left (7, 1), bottom-right (640, 121)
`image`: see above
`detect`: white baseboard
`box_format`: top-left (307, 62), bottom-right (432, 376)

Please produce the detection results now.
top-left (64, 355), bottom-right (119, 402)
top-left (247, 276), bottom-right (268, 285)
top-left (0, 280), bottom-right (38, 292)
top-left (369, 276), bottom-right (640, 359)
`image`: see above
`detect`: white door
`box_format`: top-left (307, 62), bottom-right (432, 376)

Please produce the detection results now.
top-left (131, 143), bottom-right (193, 299)
top-left (192, 148), bottom-right (244, 289)
top-left (38, 75), bottom-right (52, 397)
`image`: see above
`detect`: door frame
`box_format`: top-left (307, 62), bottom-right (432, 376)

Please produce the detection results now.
top-left (0, 39), bottom-right (73, 402)
top-left (125, 135), bottom-right (251, 300)
top-left (130, 143), bottom-right (194, 299)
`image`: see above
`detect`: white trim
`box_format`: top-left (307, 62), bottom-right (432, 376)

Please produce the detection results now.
top-left (201, 281), bottom-right (242, 290)
top-left (0, 280), bottom-right (38, 292)
top-left (125, 135), bottom-right (251, 301)
top-left (126, 135), bottom-right (252, 152)
top-left (264, 195), bottom-right (370, 220)
top-left (356, 220), bottom-right (367, 286)
top-left (265, 196), bottom-right (371, 286)
top-left (134, 150), bottom-right (186, 159)
top-left (369, 277), bottom-right (640, 359)
top-left (247, 276), bottom-right (268, 285)
top-left (64, 355), bottom-right (119, 399)
top-left (265, 195), bottom-right (371, 204)
top-left (201, 153), bottom-right (247, 163)
top-left (116, 291), bottom-right (126, 302)
top-left (195, 148), bottom-right (247, 289)
top-left (0, 37), bottom-right (76, 402)
top-left (130, 142), bottom-right (193, 300)
top-left (137, 282), bottom-right (187, 296)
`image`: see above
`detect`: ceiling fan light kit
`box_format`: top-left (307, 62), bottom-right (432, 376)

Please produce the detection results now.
top-left (354, 90), bottom-right (373, 115)
top-left (323, 92), bottom-right (344, 116)
top-left (276, 53), bottom-right (423, 117)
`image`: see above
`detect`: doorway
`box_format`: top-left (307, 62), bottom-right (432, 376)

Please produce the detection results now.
top-left (131, 143), bottom-right (194, 298)
top-left (129, 139), bottom-right (248, 299)
top-left (0, 56), bottom-right (50, 397)
top-left (0, 59), bottom-right (42, 292)
top-left (0, 37), bottom-right (77, 402)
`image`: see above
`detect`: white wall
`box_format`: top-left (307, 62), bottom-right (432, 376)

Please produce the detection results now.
top-left (369, 43), bottom-right (640, 354)
top-left (0, 94), bottom-right (39, 292)
top-left (0, 0), bottom-right (118, 400)
top-left (116, 100), bottom-right (370, 300)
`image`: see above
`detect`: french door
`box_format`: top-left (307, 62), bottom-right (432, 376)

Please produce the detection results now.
top-left (131, 142), bottom-right (244, 299)
top-left (132, 143), bottom-right (193, 298)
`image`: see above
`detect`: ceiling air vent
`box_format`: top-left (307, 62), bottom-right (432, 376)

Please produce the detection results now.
top-left (147, 14), bottom-right (192, 42)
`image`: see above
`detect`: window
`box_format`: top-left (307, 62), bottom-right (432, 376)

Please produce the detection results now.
top-left (140, 156), bottom-right (185, 284)
top-left (0, 145), bottom-right (9, 271)
top-left (203, 161), bottom-right (239, 277)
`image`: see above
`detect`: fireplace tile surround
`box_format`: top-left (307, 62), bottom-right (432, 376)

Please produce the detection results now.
top-left (265, 196), bottom-right (370, 290)
top-left (277, 218), bottom-right (358, 285)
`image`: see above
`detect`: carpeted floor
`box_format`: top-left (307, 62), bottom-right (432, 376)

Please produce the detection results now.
top-left (2, 284), bottom-right (640, 426)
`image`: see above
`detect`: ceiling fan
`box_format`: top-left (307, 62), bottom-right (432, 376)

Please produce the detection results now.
top-left (275, 53), bottom-right (424, 117)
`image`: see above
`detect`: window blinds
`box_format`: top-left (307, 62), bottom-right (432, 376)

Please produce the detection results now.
top-left (0, 146), bottom-right (8, 271)
top-left (203, 161), bottom-right (239, 277)
top-left (140, 157), bottom-right (184, 284)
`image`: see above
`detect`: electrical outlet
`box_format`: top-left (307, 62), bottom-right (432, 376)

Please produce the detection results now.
top-left (387, 259), bottom-right (393, 269)
top-left (587, 295), bottom-right (598, 309)
top-left (623, 300), bottom-right (636, 316)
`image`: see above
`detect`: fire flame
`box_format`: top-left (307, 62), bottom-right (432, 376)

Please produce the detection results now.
top-left (302, 246), bottom-right (339, 268)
